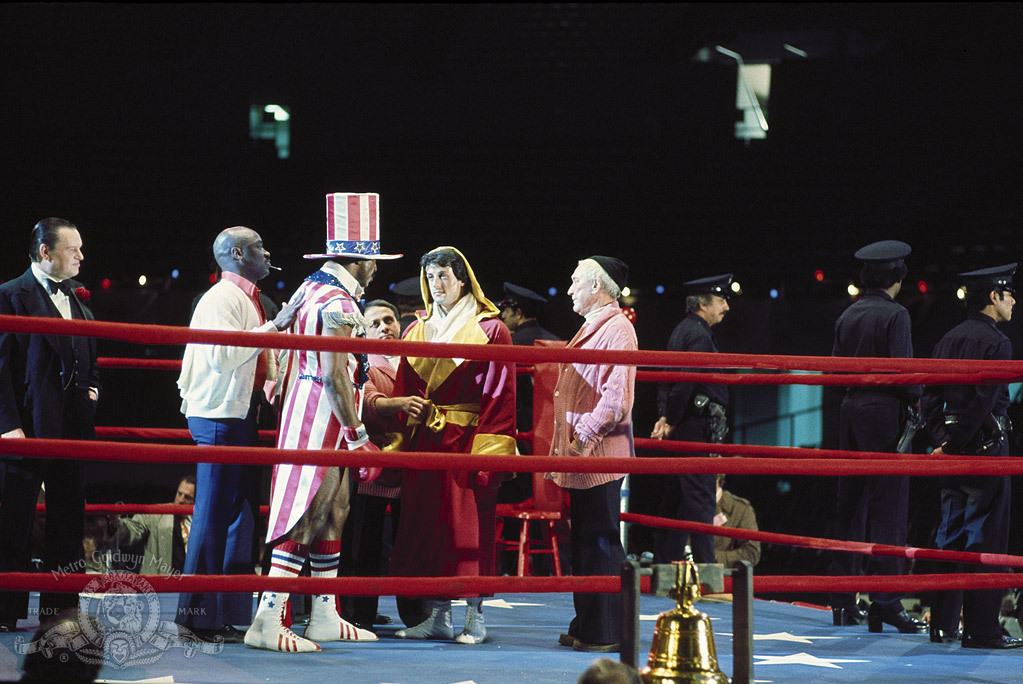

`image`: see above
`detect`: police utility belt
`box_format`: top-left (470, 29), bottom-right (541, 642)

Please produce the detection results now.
top-left (692, 394), bottom-right (728, 445)
top-left (944, 413), bottom-right (1011, 455)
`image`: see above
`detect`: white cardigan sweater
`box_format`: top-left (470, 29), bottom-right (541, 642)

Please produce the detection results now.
top-left (178, 278), bottom-right (277, 419)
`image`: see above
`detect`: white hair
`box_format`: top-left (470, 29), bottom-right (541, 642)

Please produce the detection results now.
top-left (576, 259), bottom-right (621, 299)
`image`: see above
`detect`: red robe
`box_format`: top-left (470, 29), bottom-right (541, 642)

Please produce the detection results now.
top-left (388, 315), bottom-right (516, 581)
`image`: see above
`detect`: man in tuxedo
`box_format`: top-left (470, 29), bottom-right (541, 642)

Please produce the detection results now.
top-left (0, 217), bottom-right (101, 632)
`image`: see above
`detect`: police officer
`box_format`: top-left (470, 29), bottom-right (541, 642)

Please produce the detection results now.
top-left (651, 273), bottom-right (732, 564)
top-left (921, 263), bottom-right (1023, 649)
top-left (498, 282), bottom-right (560, 346)
top-left (826, 240), bottom-right (927, 634)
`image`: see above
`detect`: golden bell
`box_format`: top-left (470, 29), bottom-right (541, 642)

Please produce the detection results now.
top-left (639, 561), bottom-right (729, 684)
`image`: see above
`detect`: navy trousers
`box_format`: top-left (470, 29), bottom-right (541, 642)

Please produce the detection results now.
top-left (653, 416), bottom-right (717, 564)
top-left (568, 478), bottom-right (625, 646)
top-left (828, 392), bottom-right (909, 611)
top-left (177, 406), bottom-right (261, 630)
top-left (931, 461), bottom-right (1011, 639)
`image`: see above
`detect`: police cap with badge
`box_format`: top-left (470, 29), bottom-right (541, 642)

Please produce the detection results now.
top-left (958, 263), bottom-right (1017, 295)
top-left (683, 273), bottom-right (734, 298)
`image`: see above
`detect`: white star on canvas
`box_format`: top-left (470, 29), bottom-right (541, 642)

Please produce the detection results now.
top-left (450, 599), bottom-right (542, 610)
top-left (718, 631), bottom-right (842, 644)
top-left (753, 652), bottom-right (870, 669)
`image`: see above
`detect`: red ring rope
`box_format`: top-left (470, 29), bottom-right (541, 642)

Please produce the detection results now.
top-left (621, 513), bottom-right (1023, 568)
top-left (0, 572), bottom-right (1017, 596)
top-left (4, 438), bottom-right (1023, 476)
top-left (3, 314), bottom-right (1022, 374)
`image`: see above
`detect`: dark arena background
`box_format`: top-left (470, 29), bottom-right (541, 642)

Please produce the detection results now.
top-left (3, 0), bottom-right (1023, 639)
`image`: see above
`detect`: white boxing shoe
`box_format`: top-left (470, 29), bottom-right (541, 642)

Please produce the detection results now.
top-left (305, 613), bottom-right (378, 642)
top-left (244, 608), bottom-right (322, 653)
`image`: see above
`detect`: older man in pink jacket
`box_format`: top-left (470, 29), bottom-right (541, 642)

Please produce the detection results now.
top-left (549, 255), bottom-right (637, 653)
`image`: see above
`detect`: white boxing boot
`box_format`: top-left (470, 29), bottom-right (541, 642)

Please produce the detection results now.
top-left (244, 593), bottom-right (321, 653)
top-left (394, 600), bottom-right (454, 640)
top-left (455, 598), bottom-right (487, 644)
top-left (304, 594), bottom-right (378, 642)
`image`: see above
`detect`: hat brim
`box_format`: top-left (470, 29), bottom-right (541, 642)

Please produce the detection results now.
top-left (303, 253), bottom-right (403, 260)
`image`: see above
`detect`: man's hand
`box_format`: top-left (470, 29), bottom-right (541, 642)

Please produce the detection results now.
top-left (374, 395), bottom-right (430, 419)
top-left (399, 396), bottom-right (429, 421)
top-left (1, 428), bottom-right (25, 439)
top-left (272, 292), bottom-right (304, 331)
top-left (650, 417), bottom-right (674, 440)
top-left (930, 446), bottom-right (946, 456)
top-left (568, 438), bottom-right (590, 456)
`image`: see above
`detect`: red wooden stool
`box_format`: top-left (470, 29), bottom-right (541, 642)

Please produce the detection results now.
top-left (495, 503), bottom-right (562, 577)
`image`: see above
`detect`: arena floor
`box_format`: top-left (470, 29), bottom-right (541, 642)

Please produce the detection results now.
top-left (0, 590), bottom-right (1020, 684)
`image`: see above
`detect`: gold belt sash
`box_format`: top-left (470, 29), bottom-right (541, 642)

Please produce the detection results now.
top-left (409, 401), bottom-right (480, 433)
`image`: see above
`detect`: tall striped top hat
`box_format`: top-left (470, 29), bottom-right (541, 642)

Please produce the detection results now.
top-left (303, 192), bottom-right (403, 260)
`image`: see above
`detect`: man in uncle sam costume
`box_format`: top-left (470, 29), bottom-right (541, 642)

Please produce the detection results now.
top-left (245, 193), bottom-right (401, 653)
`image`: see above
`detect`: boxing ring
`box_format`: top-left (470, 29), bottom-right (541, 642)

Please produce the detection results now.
top-left (1, 313), bottom-right (1023, 684)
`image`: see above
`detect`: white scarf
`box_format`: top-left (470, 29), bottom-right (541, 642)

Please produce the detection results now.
top-left (424, 293), bottom-right (479, 368)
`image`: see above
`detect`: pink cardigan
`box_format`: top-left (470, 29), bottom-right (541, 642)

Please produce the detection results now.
top-left (548, 302), bottom-right (637, 490)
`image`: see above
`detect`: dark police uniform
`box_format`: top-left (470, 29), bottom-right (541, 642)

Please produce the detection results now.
top-left (920, 263), bottom-right (1021, 648)
top-left (828, 290), bottom-right (922, 618)
top-left (827, 240), bottom-right (926, 632)
top-left (653, 275), bottom-right (731, 565)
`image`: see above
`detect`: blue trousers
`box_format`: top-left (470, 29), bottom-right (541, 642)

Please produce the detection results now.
top-left (176, 408), bottom-right (261, 629)
top-left (568, 478), bottom-right (625, 645)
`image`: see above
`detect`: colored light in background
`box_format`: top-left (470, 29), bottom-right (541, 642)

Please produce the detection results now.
top-left (847, 283), bottom-right (861, 297)
top-left (277, 281), bottom-right (285, 290)
top-left (957, 287), bottom-right (966, 300)
top-left (769, 288), bottom-right (779, 299)
top-left (917, 280), bottom-right (929, 293)
top-left (548, 287), bottom-right (557, 297)
top-left (730, 281), bottom-right (742, 295)
top-left (814, 269), bottom-right (825, 283)
top-left (621, 286), bottom-right (631, 297)
top-left (101, 278), bottom-right (111, 290)
top-left (655, 285), bottom-right (665, 294)
top-left (209, 273), bottom-right (218, 284)
top-left (138, 275), bottom-right (147, 286)
top-left (171, 269), bottom-right (180, 279)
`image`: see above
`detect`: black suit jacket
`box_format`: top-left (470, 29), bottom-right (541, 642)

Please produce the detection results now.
top-left (0, 268), bottom-right (100, 440)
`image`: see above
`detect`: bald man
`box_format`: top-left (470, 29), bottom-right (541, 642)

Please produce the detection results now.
top-left (175, 227), bottom-right (301, 643)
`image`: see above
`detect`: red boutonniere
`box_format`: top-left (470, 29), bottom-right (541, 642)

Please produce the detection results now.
top-left (74, 286), bottom-right (91, 302)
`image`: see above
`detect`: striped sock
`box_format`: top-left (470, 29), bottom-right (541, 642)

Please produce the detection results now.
top-left (309, 539), bottom-right (341, 578)
top-left (256, 541), bottom-right (308, 619)
top-left (309, 539), bottom-right (342, 616)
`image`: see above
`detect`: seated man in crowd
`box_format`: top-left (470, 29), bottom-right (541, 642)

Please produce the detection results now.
top-left (110, 475), bottom-right (195, 576)
top-left (713, 475), bottom-right (760, 568)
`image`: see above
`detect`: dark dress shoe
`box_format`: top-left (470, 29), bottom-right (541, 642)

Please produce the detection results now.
top-left (961, 633), bottom-right (1023, 649)
top-left (929, 627), bottom-right (961, 644)
top-left (189, 625), bottom-right (246, 644)
top-left (832, 607), bottom-right (867, 626)
top-left (558, 633), bottom-right (578, 647)
top-left (373, 613), bottom-right (393, 626)
top-left (867, 604), bottom-right (928, 634)
top-left (573, 640), bottom-right (619, 653)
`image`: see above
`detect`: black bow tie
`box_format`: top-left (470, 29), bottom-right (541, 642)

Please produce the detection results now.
top-left (47, 280), bottom-right (68, 296)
